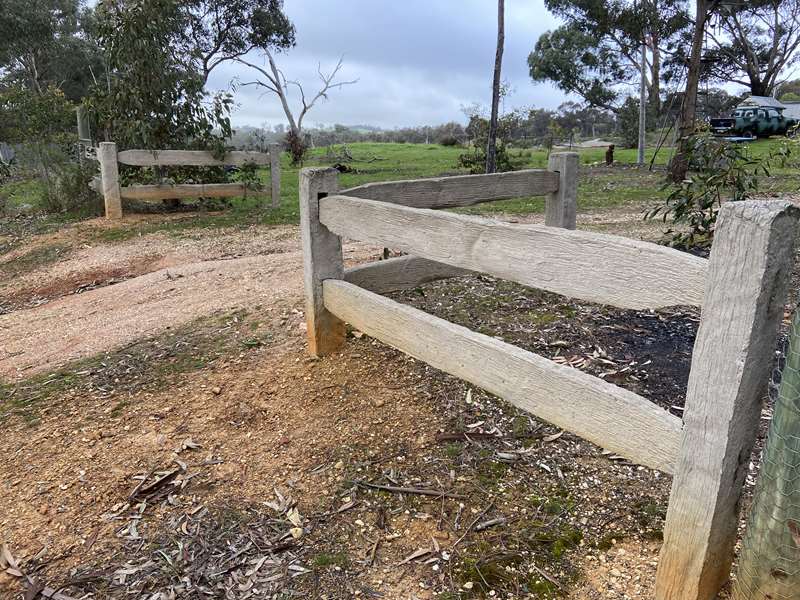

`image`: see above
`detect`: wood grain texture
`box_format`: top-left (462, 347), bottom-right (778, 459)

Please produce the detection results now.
top-left (269, 143), bottom-right (281, 209)
top-left (97, 142), bottom-right (122, 219)
top-left (319, 195), bottom-right (708, 309)
top-left (339, 169), bottom-right (560, 209)
top-left (117, 149), bottom-right (272, 167)
top-left (546, 152), bottom-right (578, 229)
top-left (299, 168), bottom-right (345, 357)
top-left (344, 256), bottom-right (473, 293)
top-left (119, 182), bottom-right (254, 201)
top-left (324, 279), bottom-right (682, 472)
top-left (655, 200), bottom-right (800, 600)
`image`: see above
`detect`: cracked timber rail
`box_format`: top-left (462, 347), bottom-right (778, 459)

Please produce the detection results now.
top-left (298, 153), bottom-right (800, 600)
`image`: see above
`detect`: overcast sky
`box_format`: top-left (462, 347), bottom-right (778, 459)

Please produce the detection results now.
top-left (207, 1), bottom-right (568, 129)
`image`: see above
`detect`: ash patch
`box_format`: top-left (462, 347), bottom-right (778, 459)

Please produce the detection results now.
top-left (390, 276), bottom-right (699, 414)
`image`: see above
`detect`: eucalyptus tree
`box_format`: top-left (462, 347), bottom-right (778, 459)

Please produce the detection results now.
top-left (705, 0), bottom-right (800, 97)
top-left (0, 0), bottom-right (101, 100)
top-left (181, 0), bottom-right (295, 84)
top-left (528, 0), bottom-right (691, 115)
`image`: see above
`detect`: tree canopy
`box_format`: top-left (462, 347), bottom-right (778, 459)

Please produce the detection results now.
top-left (528, 0), bottom-right (691, 114)
top-left (0, 0), bottom-right (101, 100)
top-left (703, 0), bottom-right (800, 97)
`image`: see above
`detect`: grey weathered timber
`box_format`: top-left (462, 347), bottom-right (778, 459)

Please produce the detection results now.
top-left (117, 149), bottom-right (272, 167)
top-left (655, 200), bottom-right (800, 600)
top-left (339, 169), bottom-right (560, 209)
top-left (269, 143), bottom-right (281, 209)
top-left (97, 142), bottom-right (123, 219)
top-left (300, 168), bottom-right (346, 356)
top-left (120, 182), bottom-right (253, 201)
top-left (324, 279), bottom-right (682, 472)
top-left (344, 256), bottom-right (473, 294)
top-left (546, 152), bottom-right (579, 229)
top-left (319, 195), bottom-right (707, 310)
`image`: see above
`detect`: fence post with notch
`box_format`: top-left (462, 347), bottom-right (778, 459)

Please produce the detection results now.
top-left (655, 200), bottom-right (800, 600)
top-left (546, 151), bottom-right (579, 230)
top-left (300, 167), bottom-right (346, 357)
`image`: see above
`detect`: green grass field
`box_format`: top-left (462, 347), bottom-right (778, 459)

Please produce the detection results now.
top-left (2, 138), bottom-right (799, 242)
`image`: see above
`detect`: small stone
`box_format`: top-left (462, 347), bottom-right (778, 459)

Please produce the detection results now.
top-left (374, 399), bottom-right (385, 407)
top-left (211, 387), bottom-right (222, 395)
top-left (334, 460), bottom-right (344, 470)
top-left (610, 568), bottom-right (622, 578)
top-left (38, 504), bottom-right (48, 515)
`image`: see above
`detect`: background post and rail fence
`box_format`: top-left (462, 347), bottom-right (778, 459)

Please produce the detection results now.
top-left (298, 153), bottom-right (800, 600)
top-left (93, 141), bottom-right (282, 219)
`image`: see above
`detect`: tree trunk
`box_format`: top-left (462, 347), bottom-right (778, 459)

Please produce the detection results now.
top-left (649, 40), bottom-right (662, 116)
top-left (486, 0), bottom-right (505, 174)
top-left (669, 0), bottom-right (709, 183)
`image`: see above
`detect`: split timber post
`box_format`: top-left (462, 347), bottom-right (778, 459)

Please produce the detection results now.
top-left (97, 142), bottom-right (123, 220)
top-left (545, 152), bottom-right (578, 229)
top-left (655, 200), bottom-right (800, 600)
top-left (269, 143), bottom-right (281, 209)
top-left (300, 167), bottom-right (346, 356)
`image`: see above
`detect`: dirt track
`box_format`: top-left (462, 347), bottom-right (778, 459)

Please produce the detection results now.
top-left (0, 221), bottom-right (379, 379)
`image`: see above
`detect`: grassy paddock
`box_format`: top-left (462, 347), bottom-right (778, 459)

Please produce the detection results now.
top-left (2, 138), bottom-right (798, 242)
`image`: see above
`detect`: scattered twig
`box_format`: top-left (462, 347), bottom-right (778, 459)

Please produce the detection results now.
top-left (434, 431), bottom-right (545, 443)
top-left (452, 501), bottom-right (495, 551)
top-left (474, 516), bottom-right (512, 532)
top-left (353, 481), bottom-right (465, 499)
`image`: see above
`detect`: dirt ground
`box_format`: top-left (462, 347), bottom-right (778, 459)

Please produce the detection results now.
top-left (0, 206), bottom-right (762, 599)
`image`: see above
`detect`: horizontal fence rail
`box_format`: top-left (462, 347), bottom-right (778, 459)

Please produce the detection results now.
top-left (117, 149), bottom-right (273, 167)
top-left (344, 255), bottom-right (472, 293)
top-left (120, 182), bottom-right (252, 201)
top-left (324, 279), bottom-right (683, 473)
top-left (340, 169), bottom-right (561, 209)
top-left (320, 194), bottom-right (708, 310)
top-left (95, 142), bottom-right (281, 218)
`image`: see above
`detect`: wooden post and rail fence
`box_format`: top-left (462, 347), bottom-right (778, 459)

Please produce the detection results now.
top-left (94, 141), bottom-right (282, 219)
top-left (299, 152), bottom-right (800, 600)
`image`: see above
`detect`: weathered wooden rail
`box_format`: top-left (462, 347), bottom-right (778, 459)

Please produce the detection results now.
top-left (299, 154), bottom-right (800, 600)
top-left (95, 142), bottom-right (281, 219)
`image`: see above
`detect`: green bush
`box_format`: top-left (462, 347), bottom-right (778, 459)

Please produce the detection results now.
top-left (645, 130), bottom-right (792, 249)
top-left (44, 160), bottom-right (103, 215)
top-left (438, 135), bottom-right (460, 147)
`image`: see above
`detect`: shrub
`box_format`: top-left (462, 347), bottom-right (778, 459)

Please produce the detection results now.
top-left (285, 129), bottom-right (307, 165)
top-left (44, 159), bottom-right (103, 215)
top-left (438, 135), bottom-right (460, 147)
top-left (645, 129), bottom-right (792, 249)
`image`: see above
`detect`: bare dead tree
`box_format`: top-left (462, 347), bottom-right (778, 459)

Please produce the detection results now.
top-left (486, 0), bottom-right (505, 174)
top-left (237, 51), bottom-right (357, 163)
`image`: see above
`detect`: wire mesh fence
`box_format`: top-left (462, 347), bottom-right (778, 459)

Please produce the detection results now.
top-left (733, 309), bottom-right (800, 599)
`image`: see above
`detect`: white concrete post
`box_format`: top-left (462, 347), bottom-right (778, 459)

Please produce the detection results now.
top-left (97, 142), bottom-right (123, 219)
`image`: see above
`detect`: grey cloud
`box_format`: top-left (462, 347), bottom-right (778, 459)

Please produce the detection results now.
top-left (207, 0), bottom-right (568, 128)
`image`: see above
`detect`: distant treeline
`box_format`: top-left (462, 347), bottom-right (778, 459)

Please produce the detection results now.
top-left (232, 89), bottom-right (744, 151)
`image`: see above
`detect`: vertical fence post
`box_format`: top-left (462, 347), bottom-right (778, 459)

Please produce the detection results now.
top-left (545, 151), bottom-right (579, 230)
top-left (655, 200), bottom-right (800, 600)
top-left (269, 143), bottom-right (281, 209)
top-left (300, 167), bottom-right (345, 357)
top-left (97, 142), bottom-right (123, 219)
